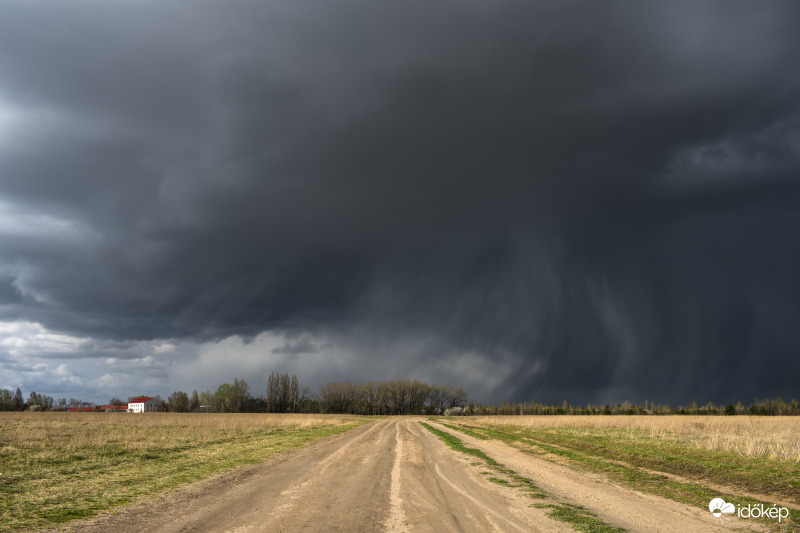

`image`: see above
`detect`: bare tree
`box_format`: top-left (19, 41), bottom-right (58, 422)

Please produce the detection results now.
top-left (289, 374), bottom-right (300, 412)
top-left (359, 382), bottom-right (383, 415)
top-left (319, 381), bottom-right (358, 413)
top-left (266, 372), bottom-right (304, 412)
top-left (427, 385), bottom-right (448, 415)
top-left (266, 372), bottom-right (280, 412)
top-left (12, 388), bottom-right (24, 411)
top-left (230, 378), bottom-right (250, 413)
top-left (445, 386), bottom-right (468, 409)
top-left (189, 390), bottom-right (200, 412)
top-left (407, 380), bottom-right (430, 414)
top-left (167, 391), bottom-right (190, 412)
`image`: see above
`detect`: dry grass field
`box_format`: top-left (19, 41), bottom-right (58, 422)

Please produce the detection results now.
top-left (46, 417), bottom-right (797, 533)
top-left (3, 413), bottom-right (799, 532)
top-left (470, 415), bottom-right (800, 462)
top-left (0, 412), bottom-right (366, 532)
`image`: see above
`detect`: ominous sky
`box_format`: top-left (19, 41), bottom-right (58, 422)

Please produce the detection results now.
top-left (1, 1), bottom-right (799, 405)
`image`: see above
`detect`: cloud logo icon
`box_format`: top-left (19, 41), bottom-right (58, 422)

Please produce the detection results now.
top-left (709, 498), bottom-right (735, 518)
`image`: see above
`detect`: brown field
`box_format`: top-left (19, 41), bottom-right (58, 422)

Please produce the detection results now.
top-left (1, 411), bottom-right (361, 443)
top-left (470, 415), bottom-right (800, 462)
top-left (0, 412), bottom-right (366, 532)
top-left (2, 413), bottom-right (799, 532)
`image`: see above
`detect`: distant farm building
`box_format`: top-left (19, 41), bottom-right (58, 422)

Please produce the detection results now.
top-left (101, 405), bottom-right (128, 412)
top-left (128, 397), bottom-right (162, 413)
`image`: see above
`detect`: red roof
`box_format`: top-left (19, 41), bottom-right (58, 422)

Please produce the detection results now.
top-left (68, 407), bottom-right (97, 412)
top-left (101, 405), bottom-right (128, 410)
top-left (128, 397), bottom-right (153, 403)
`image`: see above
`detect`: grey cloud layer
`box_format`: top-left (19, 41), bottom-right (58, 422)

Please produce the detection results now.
top-left (1, 1), bottom-right (799, 403)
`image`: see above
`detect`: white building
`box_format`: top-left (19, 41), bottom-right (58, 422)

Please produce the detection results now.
top-left (128, 397), bottom-right (162, 413)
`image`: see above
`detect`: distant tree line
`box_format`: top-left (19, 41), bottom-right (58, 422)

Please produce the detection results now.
top-left (317, 380), bottom-right (467, 415)
top-left (0, 388), bottom-right (56, 411)
top-left (163, 375), bottom-right (468, 415)
top-left (468, 398), bottom-right (800, 416)
top-left (7, 381), bottom-right (796, 416)
top-left (0, 375), bottom-right (467, 415)
top-left (316, 380), bottom-right (467, 415)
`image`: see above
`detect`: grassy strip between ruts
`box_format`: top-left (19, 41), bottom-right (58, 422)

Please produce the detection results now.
top-left (438, 420), bottom-right (800, 533)
top-left (0, 413), bottom-right (368, 532)
top-left (436, 421), bottom-right (489, 440)
top-left (419, 422), bottom-right (625, 533)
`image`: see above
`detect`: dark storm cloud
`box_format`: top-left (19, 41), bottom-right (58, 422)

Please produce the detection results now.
top-left (0, 276), bottom-right (21, 304)
top-left (272, 338), bottom-right (321, 356)
top-left (1, 1), bottom-right (799, 403)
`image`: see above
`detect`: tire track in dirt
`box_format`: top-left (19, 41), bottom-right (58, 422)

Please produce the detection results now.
top-left (425, 420), bottom-right (770, 533)
top-left (398, 420), bottom-right (573, 533)
top-left (384, 423), bottom-right (407, 531)
top-left (269, 418), bottom-right (388, 520)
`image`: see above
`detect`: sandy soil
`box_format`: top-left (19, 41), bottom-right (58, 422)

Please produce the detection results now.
top-left (60, 418), bottom-right (768, 533)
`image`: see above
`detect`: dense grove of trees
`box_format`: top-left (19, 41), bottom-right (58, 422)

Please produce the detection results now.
top-left (4, 379), bottom-right (798, 416)
top-left (0, 388), bottom-right (56, 411)
top-left (0, 388), bottom-right (25, 411)
top-left (180, 376), bottom-right (467, 415)
top-left (317, 380), bottom-right (467, 415)
top-left (266, 372), bottom-right (305, 412)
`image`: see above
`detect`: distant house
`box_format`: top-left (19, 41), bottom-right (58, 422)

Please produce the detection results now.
top-left (128, 397), bottom-right (162, 413)
top-left (101, 405), bottom-right (128, 412)
top-left (67, 407), bottom-right (97, 412)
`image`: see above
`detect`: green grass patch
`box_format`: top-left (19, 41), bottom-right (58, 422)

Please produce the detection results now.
top-left (419, 422), bottom-right (497, 465)
top-left (545, 503), bottom-right (625, 533)
top-left (508, 472), bottom-right (549, 498)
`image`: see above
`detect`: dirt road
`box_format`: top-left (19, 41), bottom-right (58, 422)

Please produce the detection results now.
top-left (67, 418), bottom-right (766, 533)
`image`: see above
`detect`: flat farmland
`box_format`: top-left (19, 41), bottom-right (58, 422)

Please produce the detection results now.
top-left (0, 412), bottom-right (366, 532)
top-left (1, 414), bottom-right (798, 532)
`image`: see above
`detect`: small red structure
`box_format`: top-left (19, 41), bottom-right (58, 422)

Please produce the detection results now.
top-left (100, 405), bottom-right (128, 412)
